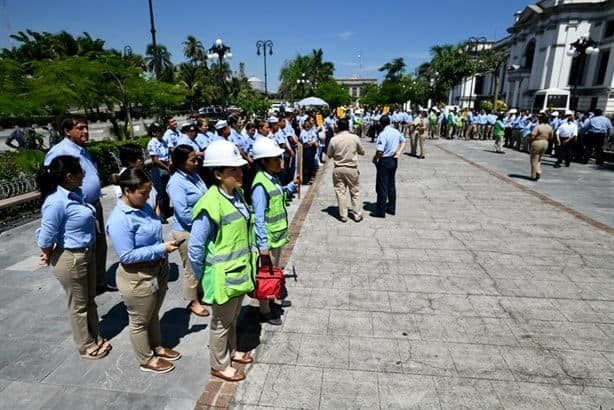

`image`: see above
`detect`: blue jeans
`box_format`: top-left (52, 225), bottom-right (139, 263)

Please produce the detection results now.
top-left (375, 157), bottom-right (397, 216)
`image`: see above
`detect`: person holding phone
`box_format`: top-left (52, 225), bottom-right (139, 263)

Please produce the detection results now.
top-left (188, 140), bottom-right (256, 382)
top-left (106, 168), bottom-right (180, 374)
top-left (166, 145), bottom-right (209, 317)
top-left (36, 155), bottom-right (111, 360)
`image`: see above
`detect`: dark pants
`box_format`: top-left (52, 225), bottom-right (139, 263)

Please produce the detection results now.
top-left (93, 201), bottom-right (108, 289)
top-left (584, 132), bottom-right (606, 164)
top-left (375, 157), bottom-right (397, 216)
top-left (503, 127), bottom-right (513, 147)
top-left (556, 140), bottom-right (573, 166)
top-left (151, 166), bottom-right (171, 218)
top-left (281, 154), bottom-right (295, 185)
top-left (302, 144), bottom-right (317, 182)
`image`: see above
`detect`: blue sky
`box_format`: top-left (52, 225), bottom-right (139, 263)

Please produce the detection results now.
top-left (1, 0), bottom-right (530, 90)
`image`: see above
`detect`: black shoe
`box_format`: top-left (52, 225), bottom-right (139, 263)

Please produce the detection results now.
top-left (535, 173), bottom-right (540, 181)
top-left (369, 212), bottom-right (385, 218)
top-left (280, 300), bottom-right (292, 308)
top-left (386, 209), bottom-right (395, 215)
top-left (553, 163), bottom-right (561, 168)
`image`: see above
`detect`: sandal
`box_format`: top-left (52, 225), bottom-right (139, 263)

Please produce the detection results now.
top-left (97, 338), bottom-right (112, 354)
top-left (232, 353), bottom-right (253, 364)
top-left (188, 301), bottom-right (210, 317)
top-left (80, 343), bottom-right (109, 360)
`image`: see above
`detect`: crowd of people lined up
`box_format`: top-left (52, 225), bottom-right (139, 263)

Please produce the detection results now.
top-left (33, 107), bottom-right (361, 382)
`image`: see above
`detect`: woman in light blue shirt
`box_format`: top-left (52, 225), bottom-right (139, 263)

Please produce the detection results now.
top-left (106, 168), bottom-right (180, 374)
top-left (167, 145), bottom-right (209, 317)
top-left (36, 155), bottom-right (111, 360)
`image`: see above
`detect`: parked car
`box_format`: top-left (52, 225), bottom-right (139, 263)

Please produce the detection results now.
top-left (198, 105), bottom-right (227, 120)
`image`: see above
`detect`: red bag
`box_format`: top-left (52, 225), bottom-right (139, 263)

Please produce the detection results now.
top-left (250, 265), bottom-right (285, 300)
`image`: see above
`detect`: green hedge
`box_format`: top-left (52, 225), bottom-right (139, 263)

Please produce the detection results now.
top-left (0, 136), bottom-right (150, 186)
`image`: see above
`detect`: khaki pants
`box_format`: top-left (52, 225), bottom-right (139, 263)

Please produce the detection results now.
top-left (409, 132), bottom-right (418, 155)
top-left (417, 133), bottom-right (426, 157)
top-left (464, 124), bottom-right (475, 140)
top-left (117, 263), bottom-right (168, 365)
top-left (210, 294), bottom-right (244, 371)
top-left (332, 166), bottom-right (361, 220)
top-left (93, 201), bottom-right (107, 289)
top-left (52, 247), bottom-right (99, 354)
top-left (530, 139), bottom-right (548, 178)
top-left (259, 247), bottom-right (282, 315)
top-left (172, 230), bottom-right (199, 301)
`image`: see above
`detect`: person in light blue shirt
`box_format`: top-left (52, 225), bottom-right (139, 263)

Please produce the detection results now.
top-left (177, 123), bottom-right (205, 164)
top-left (167, 145), bottom-right (209, 317)
top-left (300, 118), bottom-right (320, 182)
top-left (163, 117), bottom-right (181, 151)
top-left (580, 108), bottom-right (612, 165)
top-left (44, 114), bottom-right (109, 293)
top-left (36, 155), bottom-right (111, 360)
top-left (106, 167), bottom-right (180, 374)
top-left (372, 115), bottom-right (406, 218)
top-left (147, 122), bottom-right (172, 223)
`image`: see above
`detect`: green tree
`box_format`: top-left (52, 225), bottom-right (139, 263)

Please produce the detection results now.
top-left (278, 49), bottom-right (335, 100)
top-left (145, 43), bottom-right (172, 77)
top-left (379, 58), bottom-right (406, 82)
top-left (182, 35), bottom-right (206, 66)
top-left (315, 80), bottom-right (350, 108)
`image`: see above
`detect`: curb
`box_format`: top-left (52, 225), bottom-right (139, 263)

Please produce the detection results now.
top-left (436, 144), bottom-right (613, 235)
top-left (194, 160), bottom-right (328, 409)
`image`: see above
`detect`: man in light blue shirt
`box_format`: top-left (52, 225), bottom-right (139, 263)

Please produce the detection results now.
top-left (147, 123), bottom-right (172, 223)
top-left (372, 115), bottom-right (406, 218)
top-left (163, 117), bottom-right (181, 151)
top-left (44, 114), bottom-right (109, 293)
top-left (580, 108), bottom-right (612, 165)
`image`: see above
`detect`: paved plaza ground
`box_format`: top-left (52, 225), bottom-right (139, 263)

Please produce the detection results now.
top-left (0, 138), bottom-right (613, 409)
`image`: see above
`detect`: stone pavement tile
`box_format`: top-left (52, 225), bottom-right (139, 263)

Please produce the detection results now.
top-left (330, 271), bottom-right (369, 290)
top-left (0, 381), bottom-right (62, 409)
top-left (500, 346), bottom-right (570, 385)
top-left (348, 337), bottom-right (402, 373)
top-left (560, 322), bottom-right (614, 352)
top-left (468, 296), bottom-right (511, 319)
top-left (426, 249), bottom-right (476, 263)
top-left (505, 320), bottom-right (572, 350)
top-left (444, 276), bottom-right (497, 296)
top-left (404, 274), bottom-right (447, 294)
top-left (348, 290), bottom-right (391, 312)
top-left (459, 317), bottom-right (519, 346)
top-left (552, 384), bottom-right (614, 409)
top-left (490, 380), bottom-right (564, 409)
top-left (297, 334), bottom-right (349, 369)
top-left (0, 337), bottom-right (74, 383)
top-left (377, 373), bottom-right (441, 409)
top-left (371, 312), bottom-right (421, 340)
top-left (573, 281), bottom-right (614, 301)
top-left (254, 331), bottom-right (301, 365)
top-left (319, 368), bottom-right (379, 409)
top-left (565, 267), bottom-right (614, 283)
top-left (398, 340), bottom-right (455, 377)
top-left (370, 273), bottom-right (409, 292)
top-left (389, 292), bottom-right (436, 315)
top-left (328, 309), bottom-right (373, 337)
top-left (0, 379), bottom-right (8, 394)
top-left (281, 307), bottom-right (329, 334)
top-left (555, 350), bottom-right (614, 388)
top-left (418, 315), bottom-right (472, 344)
top-left (586, 300), bottom-right (614, 323)
top-left (231, 363), bottom-right (269, 407)
top-left (308, 288), bottom-right (350, 310)
top-left (258, 364), bottom-right (323, 409)
top-left (433, 377), bottom-right (503, 409)
top-left (553, 299), bottom-right (605, 323)
top-left (448, 344), bottom-right (514, 381)
top-left (499, 297), bottom-right (568, 322)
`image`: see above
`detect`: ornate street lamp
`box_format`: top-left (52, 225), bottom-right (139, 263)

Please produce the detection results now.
top-left (567, 37), bottom-right (599, 110)
top-left (207, 39), bottom-right (232, 106)
top-left (296, 72), bottom-right (310, 99)
top-left (256, 40), bottom-right (273, 96)
top-left (123, 45), bottom-right (133, 57)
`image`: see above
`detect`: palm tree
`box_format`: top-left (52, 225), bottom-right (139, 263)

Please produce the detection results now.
top-left (379, 58), bottom-right (406, 82)
top-left (182, 35), bottom-right (205, 66)
top-left (145, 43), bottom-right (172, 77)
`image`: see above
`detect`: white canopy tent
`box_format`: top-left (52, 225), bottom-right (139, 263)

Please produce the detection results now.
top-left (297, 96), bottom-right (329, 107)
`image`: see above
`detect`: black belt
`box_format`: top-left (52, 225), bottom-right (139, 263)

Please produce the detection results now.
top-left (334, 165), bottom-right (357, 168)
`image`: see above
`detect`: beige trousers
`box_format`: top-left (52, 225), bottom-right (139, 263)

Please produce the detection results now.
top-left (172, 230), bottom-right (199, 301)
top-left (52, 247), bottom-right (99, 354)
top-left (259, 247), bottom-right (283, 315)
top-left (117, 263), bottom-right (168, 365)
top-left (210, 294), bottom-right (244, 370)
top-left (417, 134), bottom-right (426, 157)
top-left (332, 166), bottom-right (362, 220)
top-left (530, 139), bottom-right (548, 178)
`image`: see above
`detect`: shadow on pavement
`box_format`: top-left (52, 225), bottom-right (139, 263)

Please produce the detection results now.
top-left (99, 302), bottom-right (128, 340)
top-left (321, 206), bottom-right (340, 219)
top-left (236, 305), bottom-right (262, 352)
top-left (160, 307), bottom-right (207, 349)
top-left (362, 201), bottom-right (377, 212)
top-left (508, 174), bottom-right (535, 181)
top-left (168, 263), bottom-right (179, 282)
top-left (106, 262), bottom-right (119, 288)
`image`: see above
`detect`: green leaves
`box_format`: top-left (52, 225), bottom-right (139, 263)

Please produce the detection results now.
top-left (279, 49), bottom-right (336, 100)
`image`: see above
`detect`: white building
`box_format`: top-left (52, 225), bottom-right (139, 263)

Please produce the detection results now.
top-left (450, 0), bottom-right (614, 113)
top-left (247, 76), bottom-right (265, 93)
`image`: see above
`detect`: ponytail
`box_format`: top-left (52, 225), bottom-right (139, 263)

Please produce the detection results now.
top-left (36, 155), bottom-right (82, 200)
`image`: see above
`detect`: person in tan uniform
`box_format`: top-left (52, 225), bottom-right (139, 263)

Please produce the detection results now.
top-left (414, 111), bottom-right (429, 159)
top-left (326, 118), bottom-right (365, 222)
top-left (529, 115), bottom-right (554, 181)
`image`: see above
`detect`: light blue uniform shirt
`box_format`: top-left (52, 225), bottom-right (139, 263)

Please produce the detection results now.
top-left (229, 128), bottom-right (249, 152)
top-left (477, 114), bottom-right (488, 125)
top-left (195, 133), bottom-right (208, 150)
top-left (106, 201), bottom-right (166, 264)
top-left (251, 172), bottom-right (296, 251)
top-left (487, 114), bottom-right (497, 125)
top-left (177, 135), bottom-right (205, 153)
top-left (582, 115), bottom-right (613, 134)
top-left (522, 120), bottom-right (537, 138)
top-left (163, 128), bottom-right (181, 148)
top-left (376, 125), bottom-right (405, 157)
top-left (167, 170), bottom-right (207, 232)
top-left (37, 186), bottom-right (96, 249)
top-left (147, 137), bottom-right (170, 162)
top-left (300, 128), bottom-right (318, 144)
top-left (188, 189), bottom-right (250, 279)
top-left (44, 138), bottom-right (101, 204)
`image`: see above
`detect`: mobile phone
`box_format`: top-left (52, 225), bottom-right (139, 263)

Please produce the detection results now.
top-left (173, 238), bottom-right (186, 247)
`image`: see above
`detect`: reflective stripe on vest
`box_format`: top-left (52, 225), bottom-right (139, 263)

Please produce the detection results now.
top-left (209, 245), bottom-right (252, 264)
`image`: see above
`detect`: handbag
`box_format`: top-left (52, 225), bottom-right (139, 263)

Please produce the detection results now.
top-left (249, 265), bottom-right (285, 300)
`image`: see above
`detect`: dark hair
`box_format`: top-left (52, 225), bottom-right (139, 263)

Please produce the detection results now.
top-left (538, 114), bottom-right (548, 124)
top-left (118, 144), bottom-right (144, 167)
top-left (227, 114), bottom-right (240, 127)
top-left (379, 115), bottom-right (391, 127)
top-left (110, 167), bottom-right (151, 193)
top-left (594, 108), bottom-right (603, 116)
top-left (244, 122), bottom-right (255, 132)
top-left (337, 118), bottom-right (350, 131)
top-left (60, 114), bottom-right (87, 136)
top-left (37, 155), bottom-right (82, 200)
top-left (202, 167), bottom-right (230, 187)
top-left (171, 144), bottom-right (195, 172)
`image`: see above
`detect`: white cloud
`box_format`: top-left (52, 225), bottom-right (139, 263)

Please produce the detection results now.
top-left (336, 31), bottom-right (354, 40)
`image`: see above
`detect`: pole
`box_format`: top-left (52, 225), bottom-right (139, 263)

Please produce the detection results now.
top-left (263, 45), bottom-right (268, 96)
top-left (147, 0), bottom-right (158, 77)
top-left (297, 143), bottom-right (303, 199)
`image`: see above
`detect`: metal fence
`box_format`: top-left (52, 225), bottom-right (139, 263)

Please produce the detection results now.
top-left (0, 175), bottom-right (38, 200)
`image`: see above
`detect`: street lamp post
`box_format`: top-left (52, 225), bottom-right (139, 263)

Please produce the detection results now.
top-left (567, 37), bottom-right (599, 110)
top-left (147, 0), bottom-right (158, 78)
top-left (256, 40), bottom-right (273, 96)
top-left (465, 36), bottom-right (488, 110)
top-left (296, 73), bottom-right (310, 99)
top-left (207, 39), bottom-right (232, 106)
top-left (123, 45), bottom-right (134, 138)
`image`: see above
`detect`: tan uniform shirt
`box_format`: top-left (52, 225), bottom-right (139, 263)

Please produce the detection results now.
top-left (530, 124), bottom-right (553, 141)
top-left (327, 131), bottom-right (365, 167)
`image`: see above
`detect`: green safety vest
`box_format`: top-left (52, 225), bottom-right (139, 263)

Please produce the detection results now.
top-left (192, 185), bottom-right (256, 305)
top-left (251, 171), bottom-right (289, 249)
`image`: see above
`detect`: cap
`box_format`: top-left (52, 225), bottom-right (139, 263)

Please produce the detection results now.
top-left (508, 109), bottom-right (518, 114)
top-left (551, 111), bottom-right (559, 117)
top-left (267, 116), bottom-right (279, 124)
top-left (565, 110), bottom-right (574, 116)
top-left (214, 120), bottom-right (228, 130)
top-left (148, 122), bottom-right (164, 134)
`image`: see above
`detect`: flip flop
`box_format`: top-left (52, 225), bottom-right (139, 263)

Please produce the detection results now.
top-left (80, 343), bottom-right (109, 360)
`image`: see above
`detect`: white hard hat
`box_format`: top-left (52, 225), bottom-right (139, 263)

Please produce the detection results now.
top-left (203, 139), bottom-right (247, 167)
top-left (267, 116), bottom-right (279, 124)
top-left (252, 137), bottom-right (284, 160)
